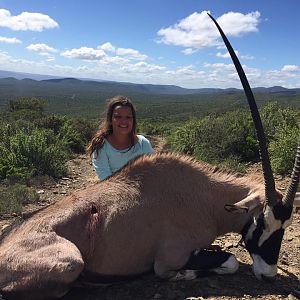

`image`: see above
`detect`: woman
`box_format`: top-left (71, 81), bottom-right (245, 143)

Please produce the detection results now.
top-left (87, 95), bottom-right (153, 180)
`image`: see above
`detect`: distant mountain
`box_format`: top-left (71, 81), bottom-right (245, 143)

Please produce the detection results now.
top-left (252, 86), bottom-right (300, 95)
top-left (1, 75), bottom-right (299, 118)
top-left (0, 70), bottom-right (64, 81)
top-left (1, 70), bottom-right (300, 96)
top-left (0, 75), bottom-right (300, 100)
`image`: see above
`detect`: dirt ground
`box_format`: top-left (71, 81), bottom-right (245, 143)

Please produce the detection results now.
top-left (1, 136), bottom-right (299, 300)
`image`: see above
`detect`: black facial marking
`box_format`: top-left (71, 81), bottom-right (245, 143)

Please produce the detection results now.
top-left (242, 202), bottom-right (292, 266)
top-left (258, 229), bottom-right (284, 265)
top-left (272, 202), bottom-right (293, 222)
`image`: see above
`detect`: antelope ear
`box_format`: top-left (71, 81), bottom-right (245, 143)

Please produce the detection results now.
top-left (224, 204), bottom-right (249, 213)
top-left (225, 194), bottom-right (262, 214)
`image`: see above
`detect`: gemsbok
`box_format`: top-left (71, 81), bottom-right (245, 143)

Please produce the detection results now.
top-left (0, 13), bottom-right (299, 300)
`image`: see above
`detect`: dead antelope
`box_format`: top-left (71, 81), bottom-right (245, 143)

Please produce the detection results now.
top-left (1, 13), bottom-right (299, 300)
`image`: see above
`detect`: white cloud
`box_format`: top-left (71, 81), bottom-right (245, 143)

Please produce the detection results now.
top-left (101, 56), bottom-right (129, 65)
top-left (99, 42), bottom-right (149, 61)
top-left (240, 54), bottom-right (255, 60)
top-left (121, 61), bottom-right (165, 73)
top-left (61, 43), bottom-right (148, 62)
top-left (216, 50), bottom-right (254, 60)
top-left (26, 43), bottom-right (57, 53)
top-left (157, 10), bottom-right (260, 51)
top-left (282, 65), bottom-right (299, 72)
top-left (61, 47), bottom-right (106, 60)
top-left (98, 42), bottom-right (115, 52)
top-left (0, 36), bottom-right (22, 44)
top-left (0, 50), bottom-right (10, 60)
top-left (116, 47), bottom-right (148, 60)
top-left (0, 9), bottom-right (58, 31)
top-left (182, 48), bottom-right (198, 55)
top-left (216, 51), bottom-right (232, 58)
top-left (46, 56), bottom-right (55, 62)
top-left (166, 65), bottom-right (197, 76)
top-left (217, 11), bottom-right (260, 36)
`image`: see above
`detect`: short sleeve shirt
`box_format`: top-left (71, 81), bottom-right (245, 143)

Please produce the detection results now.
top-left (92, 135), bottom-right (153, 180)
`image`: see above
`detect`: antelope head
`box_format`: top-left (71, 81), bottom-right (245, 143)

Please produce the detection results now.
top-left (208, 13), bottom-right (300, 279)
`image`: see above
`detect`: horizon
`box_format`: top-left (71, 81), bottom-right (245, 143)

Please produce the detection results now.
top-left (0, 0), bottom-right (299, 89)
top-left (1, 69), bottom-right (299, 92)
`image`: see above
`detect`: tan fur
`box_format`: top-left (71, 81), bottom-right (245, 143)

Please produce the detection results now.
top-left (0, 152), bottom-right (269, 299)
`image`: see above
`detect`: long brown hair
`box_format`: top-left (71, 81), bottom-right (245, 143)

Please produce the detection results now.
top-left (87, 95), bottom-right (137, 157)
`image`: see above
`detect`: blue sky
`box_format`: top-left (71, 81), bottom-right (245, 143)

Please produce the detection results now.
top-left (0, 0), bottom-right (299, 88)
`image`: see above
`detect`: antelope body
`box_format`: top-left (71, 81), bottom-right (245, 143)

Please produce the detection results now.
top-left (0, 13), bottom-right (299, 300)
top-left (0, 152), bottom-right (297, 300)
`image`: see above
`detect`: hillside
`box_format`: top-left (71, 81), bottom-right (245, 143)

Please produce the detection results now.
top-left (0, 76), bottom-right (300, 120)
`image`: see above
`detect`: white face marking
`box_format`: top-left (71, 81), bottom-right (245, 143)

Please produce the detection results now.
top-left (252, 253), bottom-right (277, 279)
top-left (258, 206), bottom-right (293, 247)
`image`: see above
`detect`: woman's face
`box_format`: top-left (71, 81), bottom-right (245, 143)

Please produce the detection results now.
top-left (111, 105), bottom-right (134, 136)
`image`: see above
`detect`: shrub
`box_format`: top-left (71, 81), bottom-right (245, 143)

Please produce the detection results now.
top-left (168, 110), bottom-right (258, 164)
top-left (262, 102), bottom-right (299, 140)
top-left (0, 184), bottom-right (39, 215)
top-left (1, 128), bottom-right (68, 181)
top-left (58, 122), bottom-right (86, 154)
top-left (69, 117), bottom-right (97, 143)
top-left (37, 114), bottom-right (67, 134)
top-left (269, 125), bottom-right (299, 175)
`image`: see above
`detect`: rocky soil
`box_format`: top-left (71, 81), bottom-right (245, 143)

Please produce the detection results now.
top-left (1, 136), bottom-right (299, 300)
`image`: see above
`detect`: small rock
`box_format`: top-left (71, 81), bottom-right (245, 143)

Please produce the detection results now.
top-left (61, 177), bottom-right (70, 181)
top-left (1, 224), bottom-right (9, 231)
top-left (37, 190), bottom-right (45, 194)
top-left (224, 242), bottom-right (233, 249)
top-left (60, 191), bottom-right (67, 195)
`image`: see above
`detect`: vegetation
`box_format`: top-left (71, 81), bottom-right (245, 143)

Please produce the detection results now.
top-left (0, 184), bottom-right (39, 214)
top-left (168, 102), bottom-right (299, 174)
top-left (0, 98), bottom-right (96, 194)
top-left (0, 93), bottom-right (299, 215)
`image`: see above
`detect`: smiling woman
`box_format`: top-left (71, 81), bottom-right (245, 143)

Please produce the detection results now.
top-left (87, 95), bottom-right (153, 180)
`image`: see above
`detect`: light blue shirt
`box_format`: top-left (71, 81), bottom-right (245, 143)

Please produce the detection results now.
top-left (92, 135), bottom-right (153, 180)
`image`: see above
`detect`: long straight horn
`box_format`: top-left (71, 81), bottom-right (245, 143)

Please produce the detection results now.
top-left (207, 13), bottom-right (277, 206)
top-left (283, 137), bottom-right (300, 206)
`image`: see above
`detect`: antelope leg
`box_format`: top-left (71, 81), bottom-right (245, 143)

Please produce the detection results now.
top-left (166, 249), bottom-right (239, 281)
top-left (0, 233), bottom-right (84, 300)
top-left (185, 249), bottom-right (239, 275)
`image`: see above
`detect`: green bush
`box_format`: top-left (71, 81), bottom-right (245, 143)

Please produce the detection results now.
top-left (58, 121), bottom-right (86, 154)
top-left (167, 103), bottom-right (299, 175)
top-left (262, 102), bottom-right (299, 140)
top-left (269, 125), bottom-right (299, 175)
top-left (168, 110), bottom-right (258, 164)
top-left (0, 128), bottom-right (68, 181)
top-left (0, 184), bottom-right (39, 215)
top-left (138, 119), bottom-right (171, 136)
top-left (37, 114), bottom-right (67, 134)
top-left (70, 117), bottom-right (97, 143)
